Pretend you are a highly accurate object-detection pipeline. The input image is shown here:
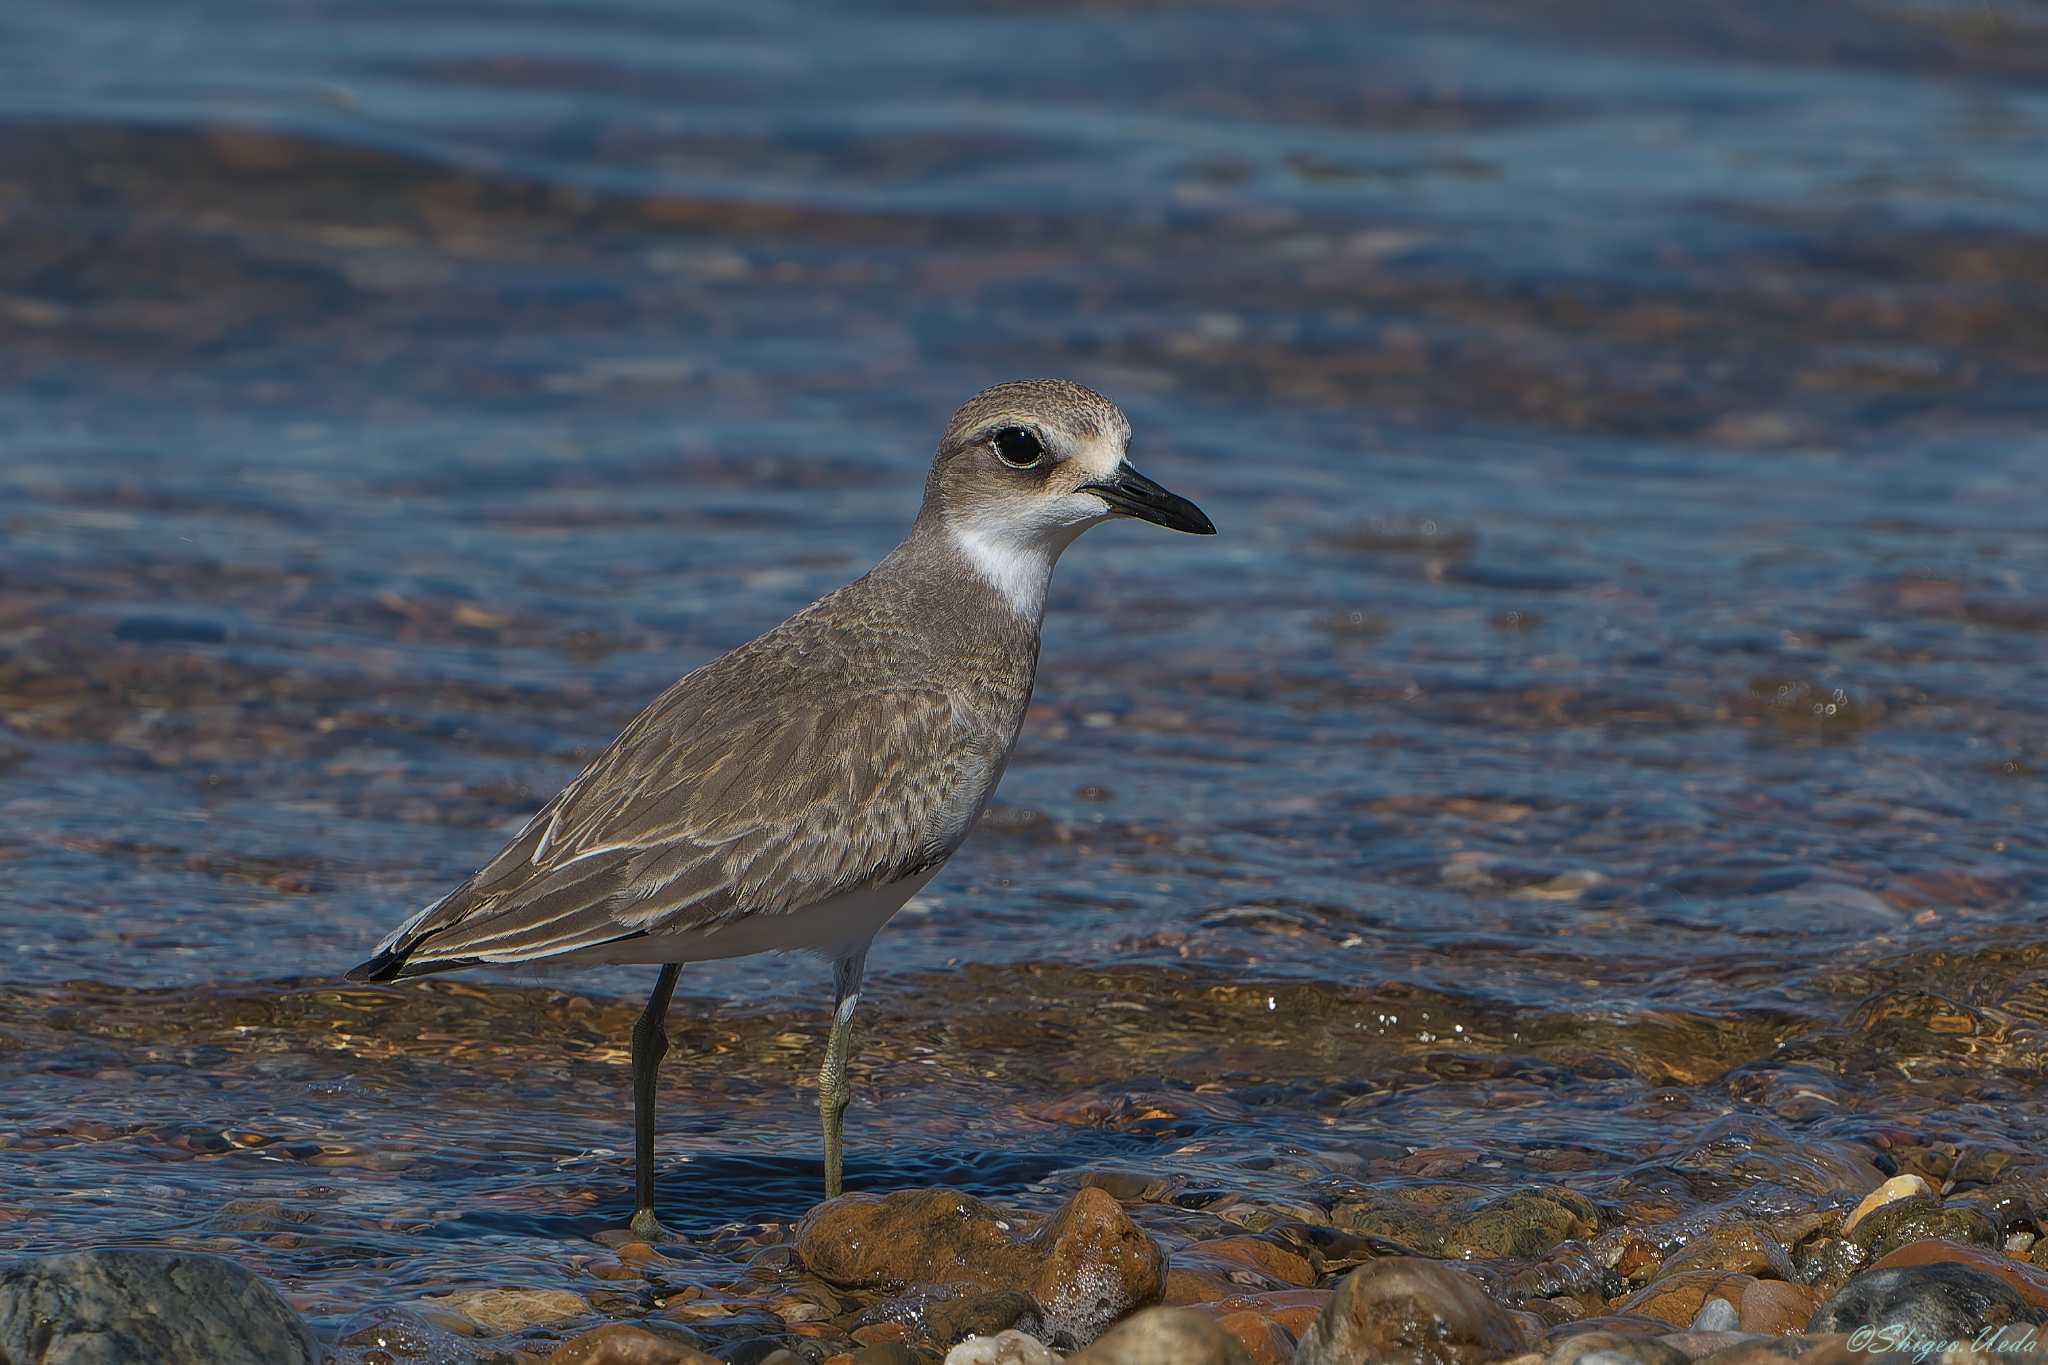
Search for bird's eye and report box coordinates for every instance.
[989,426,1044,469]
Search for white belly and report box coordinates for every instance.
[541,868,940,970]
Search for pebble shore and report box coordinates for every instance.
[11,1170,2048,1364]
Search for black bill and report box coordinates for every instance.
[1081,463,1216,535]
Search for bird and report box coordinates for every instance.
[345,378,1214,1238]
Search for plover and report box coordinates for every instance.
[346,379,1213,1236]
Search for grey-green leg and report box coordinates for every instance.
[819,949,866,1200]
[628,963,681,1240]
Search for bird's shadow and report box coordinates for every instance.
[441,1130,1160,1243]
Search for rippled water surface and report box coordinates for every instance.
[3,0,2047,1350]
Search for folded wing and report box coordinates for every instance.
[347,666,977,980]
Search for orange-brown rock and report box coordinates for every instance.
[1166,1265,1248,1305]
[1615,1235,1664,1284]
[545,1323,720,1365]
[1616,1271,1759,1328]
[1736,1279,1821,1334]
[1868,1239,2048,1313]
[1193,1237,1316,1287]
[796,1187,1165,1345]
[1663,1222,1798,1279]
[1213,1310,1295,1365]
[1068,1306,1253,1364]
[1187,1289,1333,1338]
[1293,1259,1527,1365]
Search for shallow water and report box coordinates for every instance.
[2,0,2047,1350]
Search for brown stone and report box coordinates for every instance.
[1664,1222,1799,1279]
[1294,1258,1527,1365]
[430,1287,590,1336]
[1615,1235,1664,1284]
[796,1187,1164,1345]
[1166,1265,1248,1305]
[1188,1289,1333,1338]
[1615,1271,1759,1328]
[1868,1239,2048,1313]
[1737,1279,1821,1334]
[545,1323,720,1365]
[1443,1188,1601,1261]
[1068,1306,1253,1364]
[1195,1236,1317,1286]
[1213,1310,1294,1365]
[920,1289,1042,1347]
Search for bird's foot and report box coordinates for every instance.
[626,1207,670,1242]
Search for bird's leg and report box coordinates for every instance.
[628,963,681,1241]
[818,948,867,1200]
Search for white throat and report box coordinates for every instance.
[950,521,1063,619]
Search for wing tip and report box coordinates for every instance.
[344,947,410,983]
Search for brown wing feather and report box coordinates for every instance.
[356,647,977,976]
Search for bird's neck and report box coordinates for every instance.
[862,514,1060,656]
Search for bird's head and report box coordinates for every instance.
[919,378,1214,615]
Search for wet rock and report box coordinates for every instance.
[201,1198,322,1237]
[1293,1258,1526,1365]
[1850,1198,1999,1259]
[1168,1264,1255,1305]
[857,1284,1045,1349]
[1192,1236,1318,1287]
[1809,1260,2048,1338]
[1444,1187,1601,1260]
[1616,1271,1758,1328]
[0,1249,318,1365]
[1211,1308,1295,1365]
[798,1188,1164,1346]
[942,1330,1059,1365]
[1691,1298,1740,1332]
[430,1286,592,1335]
[1067,1306,1251,1363]
[1080,1169,1182,1204]
[1736,1279,1822,1334]
[1867,1240,2048,1313]
[1187,1289,1332,1340]
[1844,1175,1933,1236]
[1662,1222,1798,1279]
[329,1306,525,1365]
[1795,1236,1870,1294]
[927,1291,1044,1346]
[1332,1185,1597,1262]
[1543,1331,1690,1365]
[546,1324,721,1364]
